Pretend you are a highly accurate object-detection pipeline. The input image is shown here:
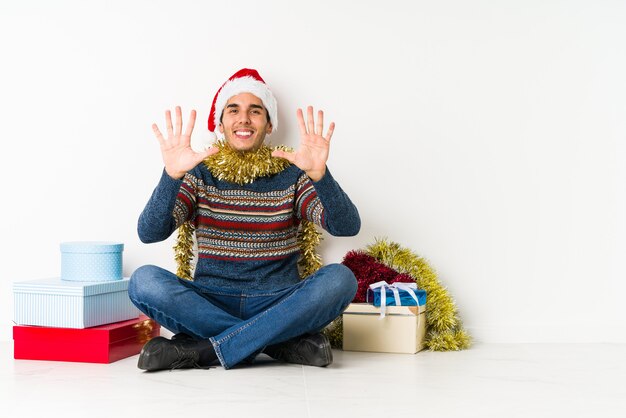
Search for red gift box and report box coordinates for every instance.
[13,315,160,363]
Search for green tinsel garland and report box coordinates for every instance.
[324,238,471,351]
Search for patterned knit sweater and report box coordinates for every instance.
[138,163,360,290]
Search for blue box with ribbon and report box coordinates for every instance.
[366,281,426,308]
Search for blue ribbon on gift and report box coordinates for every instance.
[366,281,427,318]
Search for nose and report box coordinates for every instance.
[237,112,251,125]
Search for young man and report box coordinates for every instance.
[130,68,360,371]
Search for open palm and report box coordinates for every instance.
[152,106,218,179]
[272,106,335,182]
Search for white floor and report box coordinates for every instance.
[2,341,625,418]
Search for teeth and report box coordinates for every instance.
[236,131,252,137]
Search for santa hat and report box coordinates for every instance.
[208,68,278,140]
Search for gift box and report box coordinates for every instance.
[342,303,427,354]
[13,315,160,363]
[366,286,427,307]
[60,241,124,281]
[13,277,140,328]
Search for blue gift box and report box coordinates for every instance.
[367,286,427,307]
[60,241,123,281]
[13,277,139,328]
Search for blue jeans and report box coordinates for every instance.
[128,263,357,369]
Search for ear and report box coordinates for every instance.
[219,123,224,134]
[266,122,273,135]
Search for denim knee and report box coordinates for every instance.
[128,264,169,306]
[309,263,357,307]
[327,263,357,298]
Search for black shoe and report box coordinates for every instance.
[264,333,333,367]
[137,336,215,371]
[171,332,194,341]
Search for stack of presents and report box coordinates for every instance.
[12,242,427,362]
[12,242,160,364]
[343,281,427,354]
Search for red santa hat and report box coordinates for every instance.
[207,68,278,140]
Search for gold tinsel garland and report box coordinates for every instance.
[204,141,291,185]
[173,221,196,281]
[132,318,158,345]
[324,238,471,351]
[297,220,323,277]
[174,141,322,281]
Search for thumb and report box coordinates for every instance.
[272,149,296,163]
[203,146,220,158]
[195,146,219,163]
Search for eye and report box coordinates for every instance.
[251,109,261,115]
[228,108,238,114]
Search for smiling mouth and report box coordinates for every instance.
[234,130,253,139]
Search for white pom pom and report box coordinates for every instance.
[191,133,216,152]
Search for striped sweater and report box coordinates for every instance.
[137,163,360,290]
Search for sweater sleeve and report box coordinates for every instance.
[294,168,360,236]
[137,169,198,243]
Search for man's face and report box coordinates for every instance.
[219,92,273,152]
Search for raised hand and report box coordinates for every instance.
[271,106,335,181]
[152,106,218,179]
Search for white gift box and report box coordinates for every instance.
[13,277,139,328]
[342,303,427,354]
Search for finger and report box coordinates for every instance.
[306,106,314,134]
[184,109,197,137]
[175,106,183,137]
[165,110,173,138]
[296,108,307,137]
[271,149,296,164]
[316,110,324,136]
[325,122,335,142]
[152,123,165,145]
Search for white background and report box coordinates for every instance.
[1,0,624,343]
